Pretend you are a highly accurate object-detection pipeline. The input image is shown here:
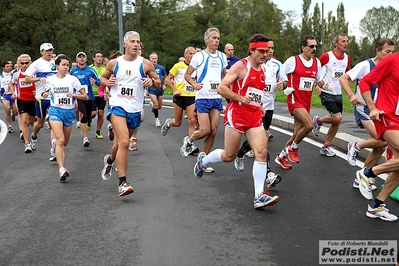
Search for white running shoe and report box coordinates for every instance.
[356,169,373,200]
[266,172,282,188]
[101,154,113,180]
[119,181,134,196]
[76,121,80,129]
[31,135,38,151]
[83,137,90,147]
[49,147,57,161]
[180,136,192,158]
[155,118,161,127]
[245,150,254,158]
[312,115,321,137]
[352,174,377,190]
[161,118,171,136]
[366,204,398,222]
[347,142,360,167]
[204,166,215,173]
[24,143,32,153]
[234,157,245,172]
[59,167,69,182]
[320,146,336,157]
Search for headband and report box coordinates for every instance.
[249,42,268,49]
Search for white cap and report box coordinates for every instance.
[76,52,87,58]
[40,43,54,51]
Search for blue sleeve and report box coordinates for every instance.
[91,68,101,86]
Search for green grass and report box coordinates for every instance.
[275,82,356,113]
[164,87,173,95]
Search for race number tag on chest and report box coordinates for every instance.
[246,87,263,107]
[184,82,195,94]
[332,68,345,80]
[19,78,31,88]
[263,82,275,95]
[208,81,220,94]
[299,77,314,91]
[118,83,137,98]
[55,93,71,107]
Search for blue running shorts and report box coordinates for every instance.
[107,106,142,130]
[48,107,76,127]
[195,98,223,113]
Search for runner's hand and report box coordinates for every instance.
[322,82,334,92]
[284,87,294,96]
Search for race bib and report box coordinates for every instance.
[55,94,72,107]
[19,78,32,88]
[246,87,263,107]
[118,83,137,98]
[184,82,195,93]
[263,82,275,95]
[299,77,314,91]
[332,68,345,81]
[208,81,220,94]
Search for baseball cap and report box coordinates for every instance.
[40,43,54,51]
[76,52,87,58]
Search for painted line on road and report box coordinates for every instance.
[0,119,8,146]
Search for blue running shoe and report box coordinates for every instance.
[254,191,280,209]
[194,152,206,178]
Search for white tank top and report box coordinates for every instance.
[322,51,348,95]
[109,56,145,113]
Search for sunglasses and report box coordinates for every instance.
[255,48,270,55]
[307,45,318,49]
[20,62,30,65]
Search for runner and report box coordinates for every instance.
[42,55,88,181]
[193,33,280,209]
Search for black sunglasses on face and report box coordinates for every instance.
[307,45,318,49]
[20,62,30,65]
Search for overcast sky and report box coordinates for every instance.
[274,0,399,39]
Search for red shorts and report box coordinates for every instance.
[223,102,263,133]
[375,114,399,141]
[287,94,311,115]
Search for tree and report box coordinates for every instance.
[359,6,399,43]
[312,3,322,56]
[301,0,312,36]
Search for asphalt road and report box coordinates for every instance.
[0,104,398,266]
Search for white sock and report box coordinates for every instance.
[291,142,298,149]
[202,149,223,166]
[253,161,267,197]
[279,150,287,158]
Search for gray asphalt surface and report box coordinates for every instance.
[0,102,398,266]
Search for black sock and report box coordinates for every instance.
[119,176,127,185]
[371,198,384,208]
[107,157,114,165]
[96,130,100,135]
[237,140,251,158]
[32,135,37,140]
[267,152,271,172]
[364,168,376,178]
[153,108,159,118]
